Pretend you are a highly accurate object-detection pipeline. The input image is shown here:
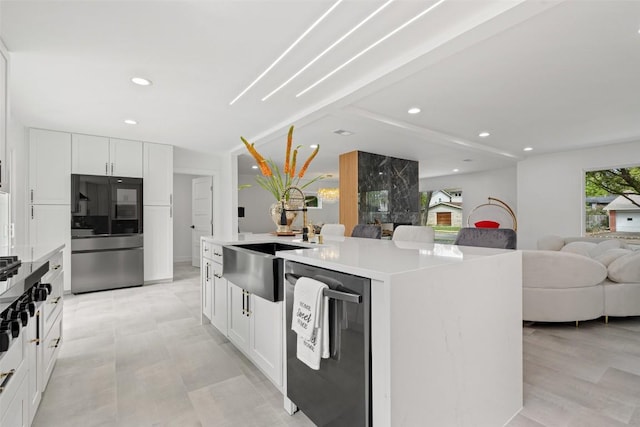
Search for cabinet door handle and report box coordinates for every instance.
[30,189,34,203]
[242,290,246,315]
[111,163,114,175]
[50,297,62,304]
[214,273,222,279]
[105,162,108,175]
[205,263,209,280]
[31,206,34,219]
[0,369,15,393]
[246,292,250,317]
[213,251,222,257]
[30,338,40,344]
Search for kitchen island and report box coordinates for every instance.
[201,234,522,426]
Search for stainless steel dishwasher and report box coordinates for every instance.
[285,261,371,427]
[71,234,143,293]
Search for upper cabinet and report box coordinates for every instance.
[143,143,173,206]
[0,49,7,191]
[72,134,142,177]
[110,138,143,177]
[29,129,71,205]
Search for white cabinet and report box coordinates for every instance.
[227,282,283,388]
[29,205,71,292]
[109,138,143,177]
[201,241,228,334]
[211,263,228,334]
[0,332,28,427]
[29,129,71,205]
[200,239,283,389]
[143,143,173,206]
[227,281,250,353]
[25,308,41,426]
[202,258,213,321]
[144,205,173,282]
[0,49,7,191]
[71,134,109,175]
[72,134,142,177]
[248,295,283,386]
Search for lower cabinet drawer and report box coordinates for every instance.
[0,372,28,427]
[0,334,27,421]
[43,271,63,336]
[42,313,62,391]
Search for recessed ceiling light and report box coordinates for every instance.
[262,0,394,101]
[310,144,318,148]
[333,129,353,136]
[230,0,343,105]
[523,147,533,152]
[252,165,258,169]
[297,0,446,97]
[131,77,152,86]
[408,107,421,114]
[452,168,459,172]
[478,132,490,138]
[124,119,137,125]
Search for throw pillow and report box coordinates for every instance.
[474,220,500,228]
[593,248,632,266]
[560,241,597,258]
[537,235,565,251]
[608,251,640,283]
[589,239,627,258]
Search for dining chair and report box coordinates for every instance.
[392,225,435,243]
[320,223,345,237]
[351,224,382,239]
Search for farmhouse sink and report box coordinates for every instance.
[222,242,307,302]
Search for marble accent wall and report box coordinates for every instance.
[357,151,419,226]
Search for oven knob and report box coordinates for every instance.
[0,320,20,339]
[32,287,47,302]
[19,301,36,317]
[39,283,52,295]
[0,330,9,352]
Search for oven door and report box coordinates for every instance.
[285,261,371,427]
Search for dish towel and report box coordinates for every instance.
[291,277,330,369]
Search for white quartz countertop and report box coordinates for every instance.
[202,234,514,281]
[0,244,65,263]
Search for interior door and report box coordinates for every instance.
[192,176,213,267]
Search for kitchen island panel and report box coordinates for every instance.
[388,251,522,426]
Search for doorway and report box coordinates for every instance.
[173,173,213,268]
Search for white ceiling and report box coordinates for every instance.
[2,0,639,179]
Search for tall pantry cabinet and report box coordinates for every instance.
[28,128,174,289]
[143,143,173,282]
[28,129,72,291]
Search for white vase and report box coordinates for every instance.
[270,201,298,233]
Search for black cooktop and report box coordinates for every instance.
[0,258,50,315]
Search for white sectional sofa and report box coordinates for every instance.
[523,235,640,322]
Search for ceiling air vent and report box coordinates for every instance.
[333,129,353,136]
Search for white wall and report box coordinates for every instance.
[238,175,339,233]
[421,166,517,229]
[172,173,199,262]
[517,140,640,249]
[174,146,221,173]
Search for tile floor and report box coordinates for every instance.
[33,263,313,427]
[34,263,640,426]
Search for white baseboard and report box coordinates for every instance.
[174,256,192,263]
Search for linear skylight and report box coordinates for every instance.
[229,0,343,105]
[296,0,447,97]
[261,0,395,101]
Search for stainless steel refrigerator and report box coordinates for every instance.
[70,174,143,293]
